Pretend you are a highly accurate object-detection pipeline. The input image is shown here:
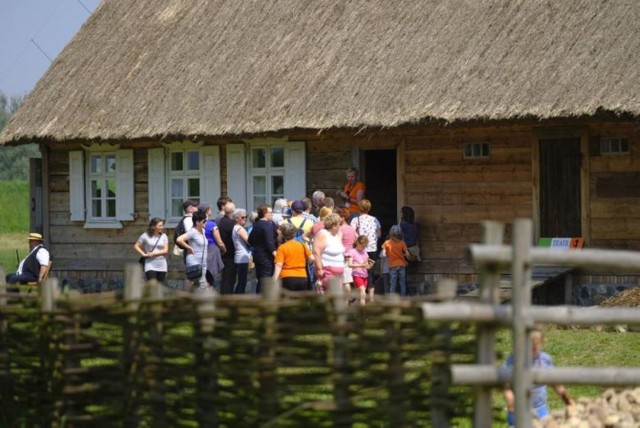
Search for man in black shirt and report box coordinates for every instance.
[217,202,237,294]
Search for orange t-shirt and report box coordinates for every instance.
[343,181,365,214]
[275,240,311,278]
[382,239,408,268]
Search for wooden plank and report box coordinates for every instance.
[406,189,531,206]
[581,130,591,246]
[531,131,541,241]
[591,219,640,240]
[590,198,640,218]
[414,204,532,224]
[405,148,530,166]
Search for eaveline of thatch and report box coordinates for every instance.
[1,0,640,145]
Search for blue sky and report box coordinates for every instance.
[0,0,101,97]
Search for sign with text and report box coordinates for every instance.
[537,237,584,249]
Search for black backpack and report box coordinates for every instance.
[173,215,188,245]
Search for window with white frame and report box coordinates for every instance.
[148,142,221,225]
[69,145,134,228]
[250,145,285,208]
[600,137,629,155]
[88,152,117,219]
[226,139,306,212]
[169,149,201,218]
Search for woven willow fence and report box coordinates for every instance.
[0,264,478,427]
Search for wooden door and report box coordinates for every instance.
[539,138,581,237]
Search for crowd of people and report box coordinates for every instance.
[132,167,420,301]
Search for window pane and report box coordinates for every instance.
[171,179,183,198]
[187,151,199,170]
[253,176,266,194]
[252,148,266,168]
[91,155,102,174]
[187,178,200,199]
[107,180,117,198]
[171,199,182,217]
[254,196,265,210]
[271,147,284,167]
[271,176,284,195]
[171,152,183,171]
[92,199,102,217]
[106,154,116,173]
[91,180,102,197]
[106,199,116,217]
[621,139,629,152]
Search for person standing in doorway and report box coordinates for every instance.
[336,167,365,219]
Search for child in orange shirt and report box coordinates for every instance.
[381,225,410,296]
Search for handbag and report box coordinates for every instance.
[185,264,203,280]
[139,235,161,266]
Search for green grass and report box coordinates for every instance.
[0,180,29,233]
[0,180,29,274]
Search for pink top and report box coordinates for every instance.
[347,248,369,278]
[340,224,357,252]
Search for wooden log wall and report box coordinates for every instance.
[587,122,640,252]
[45,119,640,281]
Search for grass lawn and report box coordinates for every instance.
[0,180,29,274]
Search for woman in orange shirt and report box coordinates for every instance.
[273,222,314,291]
[336,167,365,218]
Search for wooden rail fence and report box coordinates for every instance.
[421,219,640,428]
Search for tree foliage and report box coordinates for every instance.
[0,91,40,180]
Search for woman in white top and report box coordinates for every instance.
[313,213,345,292]
[134,217,169,282]
[176,211,208,290]
[232,208,251,294]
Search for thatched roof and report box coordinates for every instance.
[2,0,640,144]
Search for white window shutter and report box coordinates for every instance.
[284,141,306,200]
[200,145,221,206]
[69,150,85,221]
[148,148,166,220]
[115,149,135,221]
[226,144,247,210]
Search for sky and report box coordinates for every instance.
[0,0,101,97]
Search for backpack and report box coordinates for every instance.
[173,215,188,245]
[287,218,307,242]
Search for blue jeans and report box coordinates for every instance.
[389,266,406,296]
[235,263,248,294]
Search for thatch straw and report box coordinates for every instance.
[2,0,639,145]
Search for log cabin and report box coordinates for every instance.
[1,0,639,295]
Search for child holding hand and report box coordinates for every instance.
[380,225,410,296]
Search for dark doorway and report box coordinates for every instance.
[364,150,397,247]
[539,138,581,237]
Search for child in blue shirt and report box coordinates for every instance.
[503,328,573,426]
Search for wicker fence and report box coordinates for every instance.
[0,264,478,427]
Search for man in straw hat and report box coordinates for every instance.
[5,232,51,284]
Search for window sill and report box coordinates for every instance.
[83,221,124,229]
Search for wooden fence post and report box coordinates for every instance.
[474,221,504,426]
[386,292,407,427]
[147,280,169,427]
[259,277,281,426]
[512,219,534,428]
[329,276,352,427]
[195,286,218,427]
[0,265,14,423]
[430,278,457,428]
[123,263,144,427]
[40,277,58,428]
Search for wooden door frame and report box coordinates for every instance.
[531,126,590,245]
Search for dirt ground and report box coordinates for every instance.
[599,286,640,308]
